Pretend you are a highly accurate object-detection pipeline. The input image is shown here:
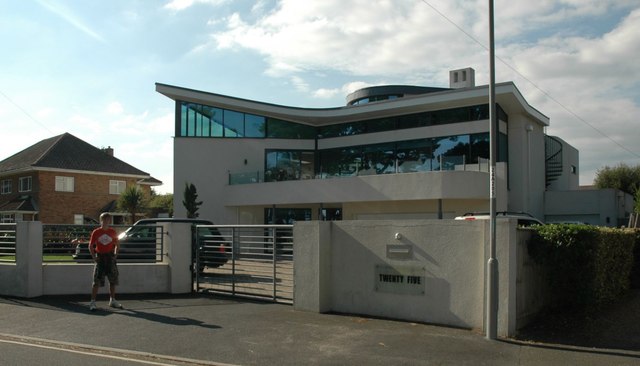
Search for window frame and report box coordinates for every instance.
[18,176,32,192]
[55,176,75,192]
[0,179,11,194]
[109,180,126,195]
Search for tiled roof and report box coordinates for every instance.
[0,195,38,212]
[0,133,150,176]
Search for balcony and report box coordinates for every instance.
[224,157,496,207]
[229,156,489,185]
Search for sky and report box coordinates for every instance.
[1,0,639,194]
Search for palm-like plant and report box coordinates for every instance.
[118,185,145,224]
[183,182,202,218]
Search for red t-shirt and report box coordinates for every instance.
[90,227,119,254]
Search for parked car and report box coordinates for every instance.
[73,218,229,269]
[454,211,544,227]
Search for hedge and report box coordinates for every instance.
[529,224,636,312]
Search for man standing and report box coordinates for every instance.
[89,212,123,311]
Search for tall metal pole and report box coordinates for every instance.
[486,0,498,340]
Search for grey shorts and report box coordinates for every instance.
[92,253,119,287]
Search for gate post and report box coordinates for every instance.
[165,222,192,294]
[293,221,332,312]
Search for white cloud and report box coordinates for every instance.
[197,0,640,185]
[164,0,229,11]
[289,76,309,93]
[106,102,124,115]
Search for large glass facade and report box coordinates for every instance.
[318,104,490,138]
[180,102,266,138]
[317,132,505,178]
[179,99,510,184]
[177,101,504,140]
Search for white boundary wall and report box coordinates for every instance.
[0,222,193,298]
[294,219,540,337]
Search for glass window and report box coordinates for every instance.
[396,139,435,172]
[470,133,490,163]
[267,118,316,139]
[224,110,244,137]
[265,150,315,182]
[109,180,126,195]
[498,132,508,163]
[18,176,32,192]
[210,107,223,137]
[180,104,188,137]
[176,102,501,141]
[397,113,425,129]
[1,179,12,194]
[55,176,74,192]
[367,117,396,133]
[361,143,396,175]
[187,105,196,136]
[245,114,266,138]
[264,208,312,224]
[433,135,470,170]
[318,148,343,178]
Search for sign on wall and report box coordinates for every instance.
[374,265,425,296]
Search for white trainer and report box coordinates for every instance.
[109,299,123,309]
[89,301,97,312]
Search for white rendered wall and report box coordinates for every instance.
[294,219,523,337]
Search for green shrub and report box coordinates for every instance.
[529,224,635,312]
[631,229,640,289]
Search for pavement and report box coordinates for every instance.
[0,293,639,366]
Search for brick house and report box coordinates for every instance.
[0,133,162,224]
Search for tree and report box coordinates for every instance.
[117,185,146,224]
[594,163,640,195]
[183,182,202,218]
[147,192,173,218]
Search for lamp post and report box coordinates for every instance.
[486,0,498,340]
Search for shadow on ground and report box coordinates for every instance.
[515,289,640,352]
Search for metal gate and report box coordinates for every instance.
[194,225,294,304]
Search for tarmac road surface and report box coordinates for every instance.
[1,294,639,366]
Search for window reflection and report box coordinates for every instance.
[265,150,315,182]
[179,102,499,141]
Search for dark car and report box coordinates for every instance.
[73,218,229,269]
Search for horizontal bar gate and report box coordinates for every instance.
[195,225,294,304]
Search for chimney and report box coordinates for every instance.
[449,67,475,89]
[103,146,114,156]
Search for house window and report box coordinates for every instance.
[571,165,577,174]
[55,176,74,192]
[109,180,126,194]
[19,176,32,192]
[1,179,11,194]
[1,213,15,223]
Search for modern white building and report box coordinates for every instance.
[157,68,627,226]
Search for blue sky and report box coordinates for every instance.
[1,0,639,194]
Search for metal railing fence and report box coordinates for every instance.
[195,225,294,304]
[42,224,163,263]
[0,223,17,262]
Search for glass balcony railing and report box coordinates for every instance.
[228,155,490,185]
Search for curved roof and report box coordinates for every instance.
[156,82,549,127]
[345,85,450,105]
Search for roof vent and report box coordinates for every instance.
[103,146,114,156]
[449,68,475,89]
